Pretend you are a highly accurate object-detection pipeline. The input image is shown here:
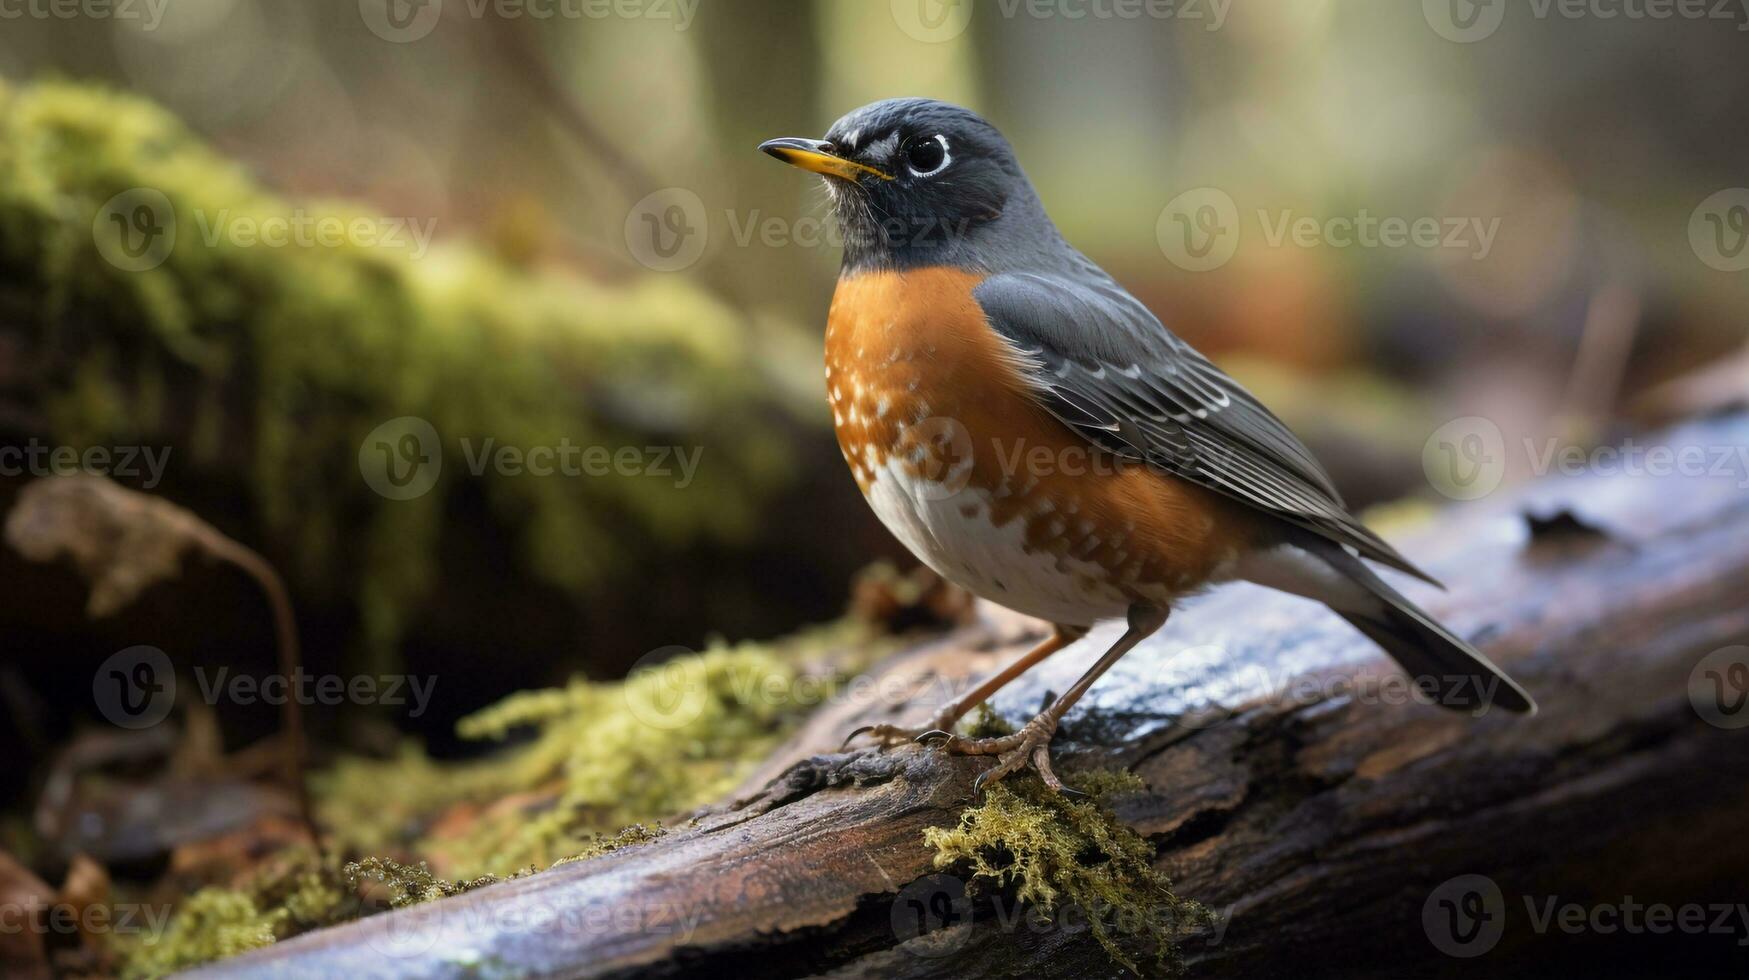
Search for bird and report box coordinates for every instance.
[759,98,1534,796]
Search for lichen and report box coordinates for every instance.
[923,770,1213,976]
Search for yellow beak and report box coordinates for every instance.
[758,137,893,181]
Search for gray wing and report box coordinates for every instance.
[973,269,1438,586]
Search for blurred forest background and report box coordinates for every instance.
[0,5,1746,960]
[5,0,1748,759]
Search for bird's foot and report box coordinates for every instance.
[916,714,1084,799]
[840,713,960,751]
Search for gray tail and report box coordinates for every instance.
[1311,540,1536,715]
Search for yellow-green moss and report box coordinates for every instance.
[342,857,519,909]
[318,619,887,879]
[0,78,811,665]
[122,888,283,979]
[923,770,1213,976]
[121,850,355,979]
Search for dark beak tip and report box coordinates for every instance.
[759,136,829,159]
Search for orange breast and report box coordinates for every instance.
[825,266,1255,619]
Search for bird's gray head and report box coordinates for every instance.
[760,98,1057,273]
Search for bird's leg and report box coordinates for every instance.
[920,604,1169,796]
[842,625,1083,749]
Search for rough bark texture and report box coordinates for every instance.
[208,415,1749,978]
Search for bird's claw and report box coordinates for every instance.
[911,715,1085,799]
[841,721,953,751]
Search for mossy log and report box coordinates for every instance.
[205,414,1749,978]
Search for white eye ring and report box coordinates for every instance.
[905,134,951,178]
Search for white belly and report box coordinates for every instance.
[861,457,1131,627]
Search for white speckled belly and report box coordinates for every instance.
[860,449,1133,627]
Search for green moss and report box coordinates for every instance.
[342,857,519,909]
[122,888,283,979]
[0,78,811,665]
[923,770,1213,976]
[318,619,888,879]
[118,849,359,977]
[552,823,667,866]
[962,702,1016,739]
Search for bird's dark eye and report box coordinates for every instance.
[904,134,950,177]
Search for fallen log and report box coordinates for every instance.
[209,414,1749,978]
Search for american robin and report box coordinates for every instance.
[760,98,1533,796]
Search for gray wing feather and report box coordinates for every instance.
[973,269,1438,586]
